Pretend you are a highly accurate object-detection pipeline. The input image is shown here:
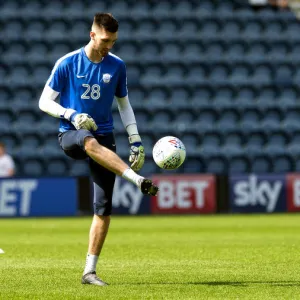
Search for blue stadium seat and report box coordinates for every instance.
[277,87,298,106]
[130,1,152,17]
[230,64,251,84]
[178,21,199,39]
[225,42,246,60]
[196,109,219,132]
[228,156,250,174]
[8,64,31,85]
[243,22,264,39]
[1,134,19,152]
[48,43,71,62]
[186,64,207,83]
[235,87,256,107]
[126,64,140,86]
[268,43,288,60]
[42,2,65,17]
[156,20,178,39]
[47,20,68,40]
[274,64,294,87]
[172,1,194,16]
[151,110,173,133]
[25,21,46,41]
[147,88,169,109]
[282,109,300,131]
[251,64,273,85]
[138,42,160,63]
[181,134,199,156]
[64,0,86,17]
[256,87,278,107]
[200,20,220,38]
[140,65,163,86]
[169,87,191,109]
[160,43,182,62]
[271,155,293,173]
[2,20,24,41]
[205,155,228,174]
[182,157,205,173]
[38,116,60,135]
[40,133,63,157]
[46,157,69,176]
[151,1,173,17]
[246,42,268,61]
[201,132,222,156]
[173,110,195,133]
[22,158,44,177]
[114,134,130,157]
[205,42,225,59]
[162,65,186,85]
[221,21,241,38]
[246,131,267,156]
[135,20,157,40]
[27,42,49,63]
[69,160,89,176]
[250,155,272,173]
[213,87,234,107]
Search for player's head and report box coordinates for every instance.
[90,13,118,57]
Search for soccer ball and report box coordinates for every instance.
[152,136,186,169]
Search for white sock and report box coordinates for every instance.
[122,168,144,188]
[83,253,99,275]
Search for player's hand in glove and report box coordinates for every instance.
[129,134,145,172]
[64,109,98,131]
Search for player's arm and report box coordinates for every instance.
[115,61,145,171]
[38,61,97,131]
[116,95,145,171]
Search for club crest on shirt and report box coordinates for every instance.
[103,73,111,83]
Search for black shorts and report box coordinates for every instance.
[58,129,117,216]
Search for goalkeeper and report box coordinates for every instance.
[39,12,158,286]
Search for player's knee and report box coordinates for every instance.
[83,135,98,152]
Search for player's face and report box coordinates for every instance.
[91,26,118,57]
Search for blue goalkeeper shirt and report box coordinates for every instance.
[46,47,128,134]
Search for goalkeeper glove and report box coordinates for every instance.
[129,134,145,172]
[64,109,98,131]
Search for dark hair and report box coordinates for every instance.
[93,13,118,33]
[0,142,5,148]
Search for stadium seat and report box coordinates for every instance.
[250,155,272,173]
[205,155,228,174]
[69,160,90,176]
[22,158,44,177]
[271,155,293,173]
[245,131,267,156]
[182,157,205,173]
[46,157,69,176]
[228,156,250,174]
[178,21,199,39]
[196,109,219,132]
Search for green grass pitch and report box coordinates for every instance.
[1,214,300,299]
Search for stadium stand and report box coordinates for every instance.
[1,0,300,176]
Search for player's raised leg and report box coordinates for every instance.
[84,136,158,195]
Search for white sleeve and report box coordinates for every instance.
[116,95,139,136]
[39,85,68,118]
